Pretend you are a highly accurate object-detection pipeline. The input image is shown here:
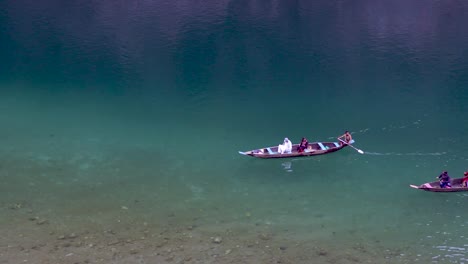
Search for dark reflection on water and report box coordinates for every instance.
[1,0,468,93]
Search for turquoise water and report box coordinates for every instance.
[2,0,468,263]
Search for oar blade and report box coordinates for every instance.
[358,149,364,154]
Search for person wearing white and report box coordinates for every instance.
[278,137,292,154]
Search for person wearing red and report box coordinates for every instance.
[462,171,468,187]
[297,137,309,153]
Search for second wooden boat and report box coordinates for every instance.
[410,177,468,192]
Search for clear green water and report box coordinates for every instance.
[1,0,468,262]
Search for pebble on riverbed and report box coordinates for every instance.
[211,237,222,244]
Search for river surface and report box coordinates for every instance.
[1,0,468,263]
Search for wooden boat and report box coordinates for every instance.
[238,140,352,159]
[410,177,468,192]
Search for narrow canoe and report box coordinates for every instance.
[410,177,468,192]
[238,141,349,159]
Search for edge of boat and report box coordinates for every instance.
[410,177,468,192]
[238,140,350,159]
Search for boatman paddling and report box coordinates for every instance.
[337,131,353,146]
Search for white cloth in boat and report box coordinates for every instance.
[278,138,292,154]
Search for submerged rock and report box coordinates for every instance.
[212,237,222,244]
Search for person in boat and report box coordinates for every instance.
[297,137,309,153]
[438,171,451,188]
[462,171,468,187]
[278,137,292,154]
[338,131,353,146]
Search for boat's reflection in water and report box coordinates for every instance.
[281,161,292,172]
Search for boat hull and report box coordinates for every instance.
[239,141,347,159]
[410,178,468,192]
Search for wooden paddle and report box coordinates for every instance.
[338,138,364,154]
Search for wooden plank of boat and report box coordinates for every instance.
[410,177,468,192]
[238,141,347,159]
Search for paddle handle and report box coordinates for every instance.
[338,138,364,154]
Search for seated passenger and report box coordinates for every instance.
[462,171,468,187]
[297,137,309,153]
[278,137,292,154]
[338,131,353,146]
[438,171,451,188]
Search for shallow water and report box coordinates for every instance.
[2,0,468,263]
